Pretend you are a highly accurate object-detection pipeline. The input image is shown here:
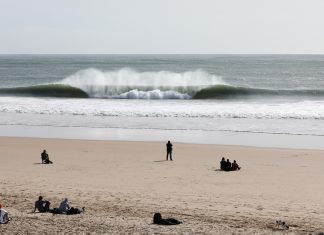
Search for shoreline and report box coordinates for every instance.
[1,124,324,150]
[1,137,324,234]
[1,135,324,153]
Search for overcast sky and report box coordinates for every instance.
[1,0,324,54]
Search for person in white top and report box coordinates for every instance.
[0,204,9,224]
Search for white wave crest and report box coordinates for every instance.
[115,89,190,99]
[60,68,225,99]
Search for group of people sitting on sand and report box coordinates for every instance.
[1,141,243,228]
[220,157,241,171]
[33,196,85,215]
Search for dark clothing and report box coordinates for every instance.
[154,218,182,225]
[41,151,53,164]
[231,162,240,171]
[50,207,84,215]
[67,207,84,215]
[41,152,47,163]
[50,208,62,214]
[44,159,53,164]
[166,142,173,161]
[220,159,226,170]
[225,160,231,171]
[220,158,241,171]
[166,142,172,152]
[35,200,50,213]
[220,160,232,171]
[166,151,172,161]
[153,213,181,225]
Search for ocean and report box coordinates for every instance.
[1,54,324,149]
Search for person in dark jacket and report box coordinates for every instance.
[231,160,241,171]
[41,150,53,164]
[33,196,51,213]
[166,141,173,161]
[225,159,232,171]
[220,157,226,170]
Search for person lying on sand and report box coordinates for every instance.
[153,213,182,225]
[33,196,51,213]
[41,150,53,164]
[0,204,10,224]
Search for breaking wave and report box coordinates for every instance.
[2,68,324,100]
[59,68,223,99]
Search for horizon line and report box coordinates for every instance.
[1,53,324,56]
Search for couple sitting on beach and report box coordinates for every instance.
[220,157,240,171]
[33,196,84,215]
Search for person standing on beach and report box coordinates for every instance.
[166,141,173,161]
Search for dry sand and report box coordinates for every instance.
[0,137,324,234]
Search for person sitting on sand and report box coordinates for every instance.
[231,160,241,171]
[220,157,226,170]
[166,140,173,161]
[58,198,70,213]
[41,150,53,164]
[153,213,182,225]
[33,196,51,213]
[55,198,84,215]
[0,204,10,224]
[224,158,232,171]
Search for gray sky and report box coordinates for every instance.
[1,0,324,54]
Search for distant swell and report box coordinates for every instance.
[0,85,89,98]
[193,85,324,99]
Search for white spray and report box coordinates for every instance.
[60,68,225,99]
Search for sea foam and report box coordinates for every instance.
[60,68,224,99]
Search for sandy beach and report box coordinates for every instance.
[0,137,323,234]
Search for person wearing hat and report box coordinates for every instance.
[0,204,9,224]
